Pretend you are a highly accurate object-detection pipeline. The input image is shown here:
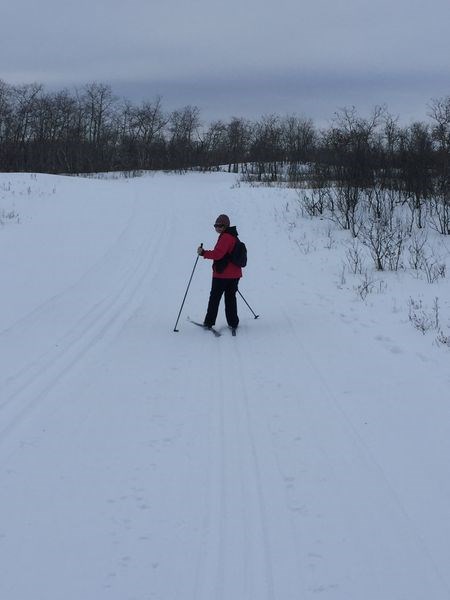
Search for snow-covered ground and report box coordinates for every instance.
[1,171,450,600]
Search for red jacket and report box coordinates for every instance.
[202,231,242,279]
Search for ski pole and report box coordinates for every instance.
[173,244,202,332]
[238,290,259,319]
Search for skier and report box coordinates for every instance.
[197,214,242,330]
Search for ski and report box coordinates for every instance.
[231,327,237,336]
[188,318,222,337]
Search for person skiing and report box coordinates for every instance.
[197,214,242,330]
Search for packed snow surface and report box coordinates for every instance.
[1,171,450,599]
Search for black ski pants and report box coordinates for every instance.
[204,278,239,328]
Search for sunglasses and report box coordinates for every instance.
[214,223,226,228]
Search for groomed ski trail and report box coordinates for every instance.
[1,172,450,600]
[0,189,171,447]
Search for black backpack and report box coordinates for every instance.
[229,238,247,267]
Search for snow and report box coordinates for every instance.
[1,170,450,599]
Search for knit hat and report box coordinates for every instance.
[215,214,230,227]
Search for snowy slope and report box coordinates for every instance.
[1,171,450,600]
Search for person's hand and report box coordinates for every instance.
[197,245,204,255]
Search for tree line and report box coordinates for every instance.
[0,80,448,201]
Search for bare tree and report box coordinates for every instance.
[428,96,450,151]
[325,105,386,187]
[249,114,283,182]
[199,120,228,170]
[226,117,252,173]
[80,82,117,146]
[127,97,168,169]
[428,97,450,235]
[168,105,201,169]
[281,115,316,183]
[398,122,434,229]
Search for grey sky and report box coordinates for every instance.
[2,0,449,124]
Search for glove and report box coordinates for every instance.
[197,245,204,256]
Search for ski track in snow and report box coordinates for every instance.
[0,192,170,446]
[194,338,279,600]
[1,172,450,600]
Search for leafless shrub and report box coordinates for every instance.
[0,208,20,225]
[294,237,315,255]
[297,188,330,217]
[359,219,406,271]
[324,227,336,249]
[422,253,446,283]
[408,296,440,334]
[355,271,387,300]
[407,231,447,282]
[428,185,450,235]
[345,238,366,274]
[435,329,450,348]
[339,264,347,286]
[329,186,365,236]
[408,230,428,271]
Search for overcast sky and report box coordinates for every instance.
[2,0,449,125]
